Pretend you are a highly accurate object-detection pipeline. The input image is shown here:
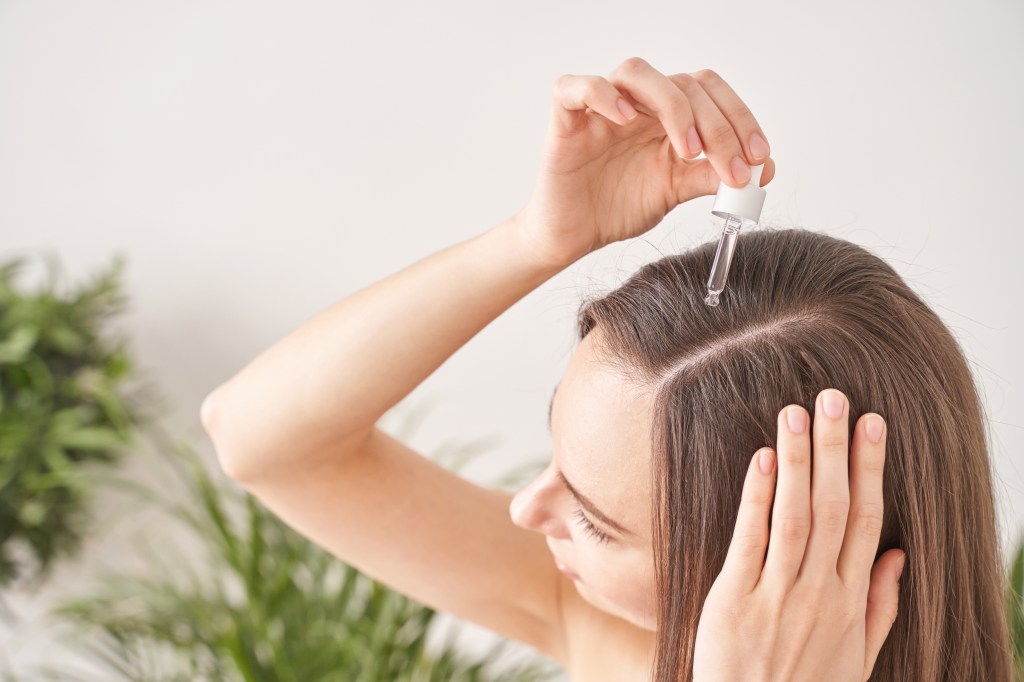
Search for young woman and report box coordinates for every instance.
[201,58,1014,680]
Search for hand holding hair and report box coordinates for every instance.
[692,388,904,681]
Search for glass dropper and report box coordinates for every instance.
[703,162,767,307]
[704,214,745,306]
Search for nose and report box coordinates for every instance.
[509,464,570,539]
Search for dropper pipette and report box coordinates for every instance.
[703,163,767,307]
[704,214,744,306]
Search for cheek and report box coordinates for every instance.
[575,549,657,626]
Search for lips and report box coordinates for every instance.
[552,554,582,581]
[547,540,582,581]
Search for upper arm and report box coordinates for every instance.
[216,425,570,666]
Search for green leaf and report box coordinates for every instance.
[40,443,72,475]
[0,325,39,363]
[55,426,128,451]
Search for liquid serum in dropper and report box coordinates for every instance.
[704,162,767,306]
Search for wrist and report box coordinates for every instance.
[495,208,589,274]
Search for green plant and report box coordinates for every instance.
[0,251,159,590]
[25,407,562,682]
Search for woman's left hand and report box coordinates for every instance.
[692,388,905,681]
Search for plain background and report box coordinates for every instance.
[2,0,1022,678]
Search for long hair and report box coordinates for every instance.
[573,228,1013,680]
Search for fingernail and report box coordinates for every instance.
[895,553,906,581]
[822,389,846,419]
[617,98,638,120]
[687,126,702,155]
[730,155,751,185]
[865,414,885,443]
[786,406,807,433]
[759,448,775,475]
[749,132,769,160]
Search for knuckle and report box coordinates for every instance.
[705,120,735,147]
[617,56,650,75]
[552,73,572,92]
[778,513,811,542]
[818,431,848,450]
[734,530,768,561]
[668,72,697,92]
[742,486,773,507]
[855,503,885,537]
[780,446,809,467]
[693,68,722,84]
[580,75,603,99]
[814,498,849,529]
[722,101,754,123]
[664,94,690,119]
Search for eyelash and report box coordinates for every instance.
[572,504,612,545]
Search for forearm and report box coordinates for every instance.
[203,211,570,478]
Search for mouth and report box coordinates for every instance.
[552,554,582,581]
[546,539,583,581]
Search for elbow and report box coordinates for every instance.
[200,390,220,433]
[200,390,248,481]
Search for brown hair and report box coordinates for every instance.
[573,228,1013,680]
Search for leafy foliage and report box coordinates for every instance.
[0,251,159,589]
[0,250,562,680]
[34,427,562,682]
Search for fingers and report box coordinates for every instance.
[837,411,888,591]
[862,549,905,678]
[761,404,812,592]
[607,58,770,186]
[718,447,777,594]
[606,57,703,160]
[669,68,769,188]
[687,69,771,168]
[799,389,851,584]
[550,73,643,133]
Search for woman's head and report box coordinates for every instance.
[510,228,1013,680]
[509,323,660,629]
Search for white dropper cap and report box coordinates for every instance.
[711,163,766,225]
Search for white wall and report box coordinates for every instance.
[2,0,1022,678]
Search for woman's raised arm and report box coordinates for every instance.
[202,212,564,481]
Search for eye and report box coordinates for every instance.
[572,503,612,545]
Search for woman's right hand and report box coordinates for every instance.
[515,58,776,269]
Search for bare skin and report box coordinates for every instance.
[202,58,902,680]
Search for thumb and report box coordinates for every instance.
[862,549,905,679]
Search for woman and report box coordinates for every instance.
[201,58,1014,680]
[512,227,1013,680]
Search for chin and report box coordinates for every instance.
[586,591,657,632]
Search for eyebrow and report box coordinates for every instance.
[546,380,635,538]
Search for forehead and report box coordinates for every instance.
[551,331,653,537]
